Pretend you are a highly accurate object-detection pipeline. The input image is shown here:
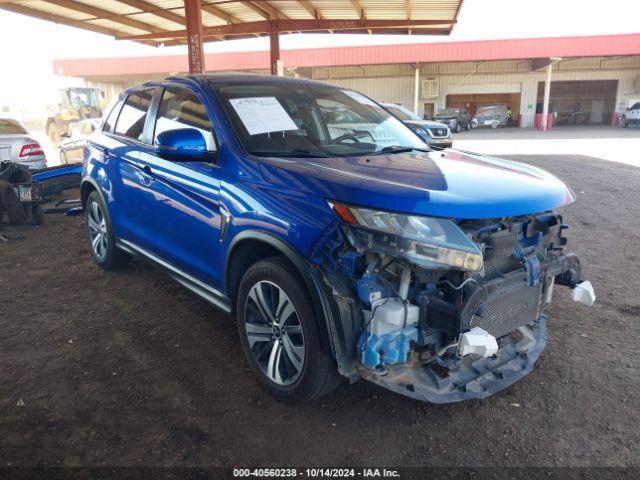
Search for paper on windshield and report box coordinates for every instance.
[229,96,298,135]
[341,90,377,107]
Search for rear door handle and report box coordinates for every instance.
[136,163,155,183]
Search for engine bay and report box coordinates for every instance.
[310,210,593,402]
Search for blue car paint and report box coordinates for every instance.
[32,164,82,182]
[259,148,575,220]
[84,74,574,295]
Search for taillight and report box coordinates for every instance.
[19,143,43,157]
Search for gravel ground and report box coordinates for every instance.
[0,155,638,469]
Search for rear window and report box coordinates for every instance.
[114,89,154,141]
[0,119,27,135]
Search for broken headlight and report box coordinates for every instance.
[330,202,483,271]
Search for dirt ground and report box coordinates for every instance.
[0,155,639,469]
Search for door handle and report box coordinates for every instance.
[137,163,155,183]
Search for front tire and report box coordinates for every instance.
[85,191,130,270]
[236,257,341,402]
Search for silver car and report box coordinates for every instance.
[0,118,47,170]
[381,103,453,149]
[58,118,100,164]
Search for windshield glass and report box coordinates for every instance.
[0,119,27,135]
[384,104,421,121]
[211,81,426,157]
[439,108,460,116]
[67,88,99,108]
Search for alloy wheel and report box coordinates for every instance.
[244,280,305,385]
[87,200,108,260]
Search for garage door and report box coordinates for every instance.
[446,93,522,117]
[536,80,618,125]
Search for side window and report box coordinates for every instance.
[632,103,640,110]
[102,100,122,133]
[114,89,154,141]
[154,87,217,151]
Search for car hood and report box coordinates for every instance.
[258,150,574,219]
[404,120,449,129]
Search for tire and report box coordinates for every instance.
[48,123,61,146]
[32,205,45,225]
[465,121,471,131]
[236,257,341,402]
[454,123,461,133]
[491,120,499,129]
[59,150,67,165]
[85,191,130,270]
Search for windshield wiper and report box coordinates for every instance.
[379,146,431,154]
[251,148,338,158]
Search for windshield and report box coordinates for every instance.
[211,81,426,157]
[438,108,460,116]
[67,88,99,108]
[384,104,421,121]
[477,105,505,114]
[0,119,27,135]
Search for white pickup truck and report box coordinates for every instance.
[624,100,640,127]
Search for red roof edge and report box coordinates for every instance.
[53,33,640,78]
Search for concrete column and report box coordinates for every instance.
[413,64,420,115]
[541,63,552,131]
[184,0,205,74]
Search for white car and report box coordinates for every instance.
[624,101,640,128]
[0,118,47,170]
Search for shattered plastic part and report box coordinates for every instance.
[359,316,548,403]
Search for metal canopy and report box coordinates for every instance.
[0,0,464,46]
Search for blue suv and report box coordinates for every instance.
[82,75,594,403]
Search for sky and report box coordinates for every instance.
[1,0,639,112]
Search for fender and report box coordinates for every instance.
[80,176,103,207]
[226,230,344,365]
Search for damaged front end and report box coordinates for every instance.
[309,203,595,403]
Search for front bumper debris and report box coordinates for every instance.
[358,315,548,403]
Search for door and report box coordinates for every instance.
[128,85,224,288]
[103,88,157,242]
[590,100,604,124]
[423,103,434,120]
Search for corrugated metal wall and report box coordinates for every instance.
[313,57,640,127]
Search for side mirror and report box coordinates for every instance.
[155,128,208,162]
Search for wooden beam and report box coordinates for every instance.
[350,0,364,20]
[270,31,280,75]
[297,0,317,19]
[405,0,411,20]
[0,2,137,40]
[119,18,455,40]
[42,0,168,33]
[201,2,240,24]
[116,0,186,26]
[242,1,287,20]
[184,0,205,74]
